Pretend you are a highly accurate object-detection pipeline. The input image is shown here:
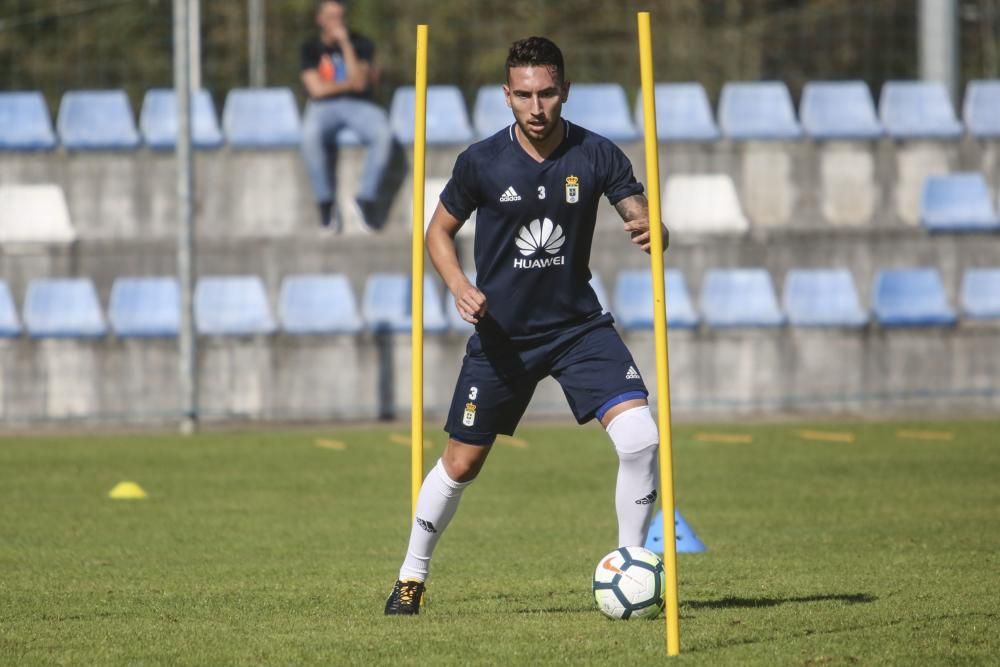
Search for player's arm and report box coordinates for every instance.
[426,203,487,324]
[614,194,669,254]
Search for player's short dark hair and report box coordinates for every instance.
[505,36,565,84]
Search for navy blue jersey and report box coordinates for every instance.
[440,120,643,342]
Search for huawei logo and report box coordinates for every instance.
[515,218,565,256]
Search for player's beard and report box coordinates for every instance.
[518,106,562,143]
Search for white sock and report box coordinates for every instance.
[605,406,660,547]
[615,443,659,546]
[398,458,472,582]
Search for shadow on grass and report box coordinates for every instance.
[513,604,596,614]
[685,593,877,610]
[451,591,596,615]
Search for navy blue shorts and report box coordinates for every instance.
[444,314,649,445]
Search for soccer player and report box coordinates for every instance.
[384,36,668,615]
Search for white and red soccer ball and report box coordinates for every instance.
[592,546,665,620]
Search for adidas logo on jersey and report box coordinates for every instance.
[500,186,522,202]
[625,366,641,380]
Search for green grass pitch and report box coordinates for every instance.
[1,419,998,665]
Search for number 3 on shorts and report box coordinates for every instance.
[468,386,478,400]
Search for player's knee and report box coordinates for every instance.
[442,439,491,483]
[605,405,658,460]
[441,456,483,483]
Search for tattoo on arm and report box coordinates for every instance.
[614,194,648,222]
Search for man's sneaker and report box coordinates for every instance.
[355,197,380,233]
[317,201,344,233]
[384,578,425,615]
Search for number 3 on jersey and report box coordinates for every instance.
[537,186,546,200]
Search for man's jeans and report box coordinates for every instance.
[301,97,393,205]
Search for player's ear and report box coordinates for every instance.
[502,84,512,108]
[561,80,571,103]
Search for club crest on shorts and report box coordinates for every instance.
[565,175,579,204]
[463,402,477,426]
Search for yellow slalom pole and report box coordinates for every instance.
[410,24,429,518]
[637,11,680,657]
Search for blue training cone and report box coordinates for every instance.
[644,510,707,553]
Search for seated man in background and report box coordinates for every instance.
[300,0,392,231]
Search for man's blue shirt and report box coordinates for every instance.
[440,120,643,342]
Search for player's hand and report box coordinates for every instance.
[624,219,669,254]
[454,285,487,324]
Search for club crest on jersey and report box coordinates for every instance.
[565,175,580,204]
[462,402,477,426]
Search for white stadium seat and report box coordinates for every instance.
[662,174,749,234]
[0,184,77,244]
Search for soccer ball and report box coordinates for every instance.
[592,546,665,620]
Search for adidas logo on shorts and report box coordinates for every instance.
[625,365,641,380]
[499,186,522,202]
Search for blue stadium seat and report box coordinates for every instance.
[872,268,957,326]
[921,172,1000,232]
[960,268,1000,319]
[57,90,141,150]
[782,269,867,327]
[23,278,107,338]
[613,269,699,330]
[195,276,276,335]
[879,81,963,139]
[446,272,476,333]
[140,89,224,150]
[800,81,883,140]
[362,273,447,333]
[562,84,638,141]
[0,91,57,150]
[699,269,785,328]
[390,85,474,145]
[634,83,720,142]
[472,86,510,139]
[718,82,802,140]
[0,281,21,337]
[109,277,179,337]
[963,80,1000,138]
[421,276,446,334]
[278,274,363,334]
[446,301,473,333]
[590,273,610,314]
[222,88,301,147]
